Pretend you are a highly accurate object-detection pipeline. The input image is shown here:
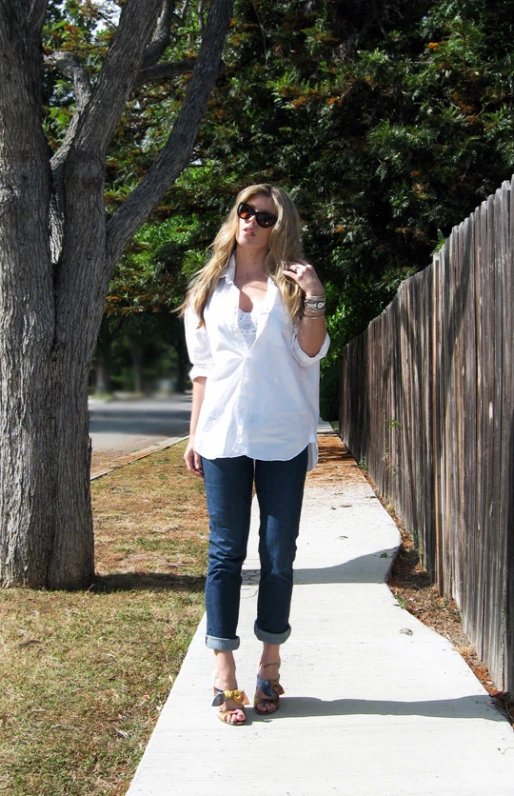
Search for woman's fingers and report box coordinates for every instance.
[184,444,203,477]
[193,451,203,477]
[284,261,324,296]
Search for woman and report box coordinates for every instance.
[183,184,329,725]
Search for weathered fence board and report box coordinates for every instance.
[339,175,514,692]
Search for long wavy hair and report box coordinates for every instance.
[182,184,304,325]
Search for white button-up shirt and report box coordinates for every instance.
[184,257,330,470]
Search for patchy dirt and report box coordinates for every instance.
[312,432,514,727]
[308,433,363,484]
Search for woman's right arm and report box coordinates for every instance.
[184,376,206,477]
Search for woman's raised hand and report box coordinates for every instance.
[283,260,325,297]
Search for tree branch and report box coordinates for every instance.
[71,0,162,157]
[134,57,196,88]
[44,51,91,109]
[198,0,206,35]
[142,0,176,68]
[52,0,161,267]
[105,0,235,266]
[45,52,93,262]
[43,51,91,263]
[83,0,117,28]
[178,0,191,25]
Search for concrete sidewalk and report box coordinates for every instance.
[127,429,514,796]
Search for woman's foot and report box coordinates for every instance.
[254,659,284,715]
[213,651,248,725]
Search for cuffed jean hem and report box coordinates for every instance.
[254,620,291,645]
[205,634,240,651]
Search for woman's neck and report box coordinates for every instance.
[234,248,267,279]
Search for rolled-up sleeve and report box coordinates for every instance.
[184,305,214,380]
[291,327,330,367]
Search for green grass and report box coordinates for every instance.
[0,442,208,796]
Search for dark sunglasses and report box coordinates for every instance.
[237,202,278,228]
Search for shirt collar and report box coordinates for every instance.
[220,254,236,285]
[220,253,277,288]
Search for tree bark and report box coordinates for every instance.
[0,5,56,587]
[0,0,234,588]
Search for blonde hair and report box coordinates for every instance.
[182,184,304,325]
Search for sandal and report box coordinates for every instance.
[254,662,284,715]
[212,687,249,725]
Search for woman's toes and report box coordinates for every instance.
[224,707,244,724]
[256,703,276,715]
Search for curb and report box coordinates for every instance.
[90,436,189,481]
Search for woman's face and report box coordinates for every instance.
[235,194,277,253]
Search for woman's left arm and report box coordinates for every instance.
[283,260,327,357]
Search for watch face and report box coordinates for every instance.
[315,301,325,310]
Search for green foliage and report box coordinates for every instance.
[160,0,514,328]
[54,0,514,405]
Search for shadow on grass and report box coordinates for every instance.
[92,572,205,593]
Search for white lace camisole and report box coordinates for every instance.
[238,306,261,347]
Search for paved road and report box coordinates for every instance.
[88,395,191,454]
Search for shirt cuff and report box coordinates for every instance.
[189,364,213,381]
[292,330,330,367]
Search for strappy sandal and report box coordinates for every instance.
[254,662,284,715]
[212,687,249,725]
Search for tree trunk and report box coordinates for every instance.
[48,355,94,589]
[0,26,106,585]
[45,145,112,588]
[0,0,234,588]
[0,7,56,587]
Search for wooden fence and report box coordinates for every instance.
[339,177,514,693]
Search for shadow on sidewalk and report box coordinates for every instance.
[243,549,399,585]
[92,549,397,593]
[269,694,504,722]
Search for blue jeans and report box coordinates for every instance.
[202,448,308,651]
